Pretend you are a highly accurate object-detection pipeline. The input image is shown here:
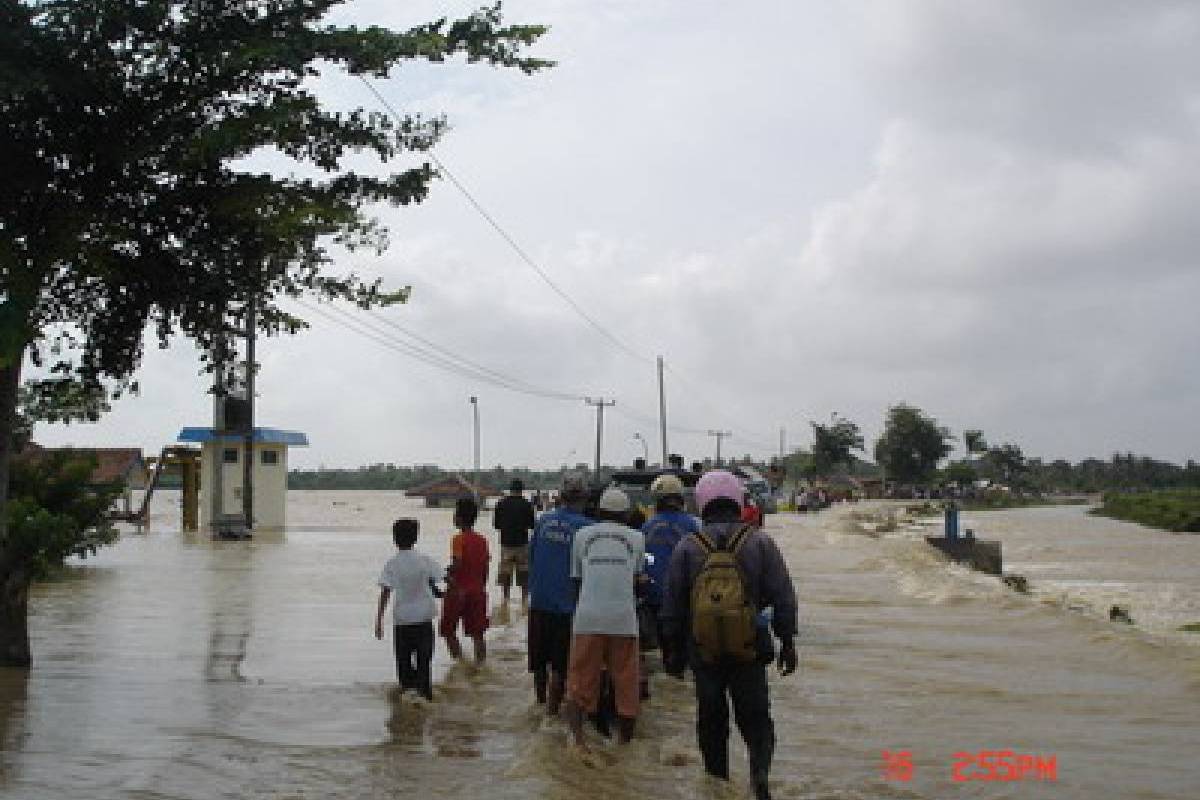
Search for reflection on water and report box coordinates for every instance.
[0,492,1197,799]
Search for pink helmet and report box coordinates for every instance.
[695,470,744,515]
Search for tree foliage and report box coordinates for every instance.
[810,415,863,477]
[981,443,1027,486]
[963,429,987,456]
[5,452,119,581]
[873,404,953,484]
[0,0,549,666]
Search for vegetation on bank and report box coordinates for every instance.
[1091,490,1200,533]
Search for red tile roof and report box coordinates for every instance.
[17,446,146,486]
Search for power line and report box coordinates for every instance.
[359,77,653,368]
[355,77,783,457]
[293,299,586,402]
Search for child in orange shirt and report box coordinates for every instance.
[440,497,490,665]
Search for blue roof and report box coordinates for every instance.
[177,427,309,446]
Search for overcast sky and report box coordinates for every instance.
[35,0,1200,470]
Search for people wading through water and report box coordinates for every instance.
[493,478,536,606]
[440,497,490,666]
[526,473,590,714]
[563,486,645,749]
[661,469,798,800]
[639,473,699,693]
[374,518,443,701]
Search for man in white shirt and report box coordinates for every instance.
[375,518,444,700]
[564,487,645,747]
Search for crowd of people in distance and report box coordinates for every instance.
[374,471,798,800]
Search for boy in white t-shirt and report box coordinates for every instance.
[374,518,444,700]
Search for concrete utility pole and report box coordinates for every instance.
[657,355,668,467]
[585,397,616,476]
[469,396,480,500]
[241,296,256,532]
[633,432,648,463]
[707,429,732,465]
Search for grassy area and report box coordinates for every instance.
[1091,489,1200,533]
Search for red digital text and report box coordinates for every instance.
[881,749,1057,783]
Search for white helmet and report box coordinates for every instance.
[650,473,685,498]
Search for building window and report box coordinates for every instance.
[261,450,279,466]
[222,448,239,464]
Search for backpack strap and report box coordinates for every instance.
[727,524,753,554]
[692,525,752,554]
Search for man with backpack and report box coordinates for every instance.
[641,473,699,674]
[660,469,798,800]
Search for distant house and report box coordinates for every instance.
[16,445,147,516]
[405,474,500,507]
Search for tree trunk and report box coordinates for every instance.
[0,355,31,667]
[0,562,31,668]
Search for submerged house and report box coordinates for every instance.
[16,445,148,517]
[405,474,499,507]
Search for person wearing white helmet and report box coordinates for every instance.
[563,486,646,749]
[641,473,700,675]
[660,469,798,800]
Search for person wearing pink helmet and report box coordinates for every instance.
[660,469,798,800]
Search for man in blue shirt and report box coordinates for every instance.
[641,473,699,675]
[527,472,590,714]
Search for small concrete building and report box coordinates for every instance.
[177,427,308,531]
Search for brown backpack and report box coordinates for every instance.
[690,526,757,664]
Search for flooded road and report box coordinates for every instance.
[2,493,1197,799]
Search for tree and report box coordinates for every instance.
[941,461,978,488]
[963,429,988,457]
[983,443,1027,487]
[873,404,953,485]
[810,414,864,477]
[0,0,548,666]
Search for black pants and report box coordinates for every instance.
[692,659,775,784]
[394,621,434,700]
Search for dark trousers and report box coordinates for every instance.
[692,659,775,784]
[394,621,435,700]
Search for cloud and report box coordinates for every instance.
[32,0,1200,468]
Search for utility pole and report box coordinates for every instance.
[633,432,648,464]
[469,396,480,500]
[585,397,616,476]
[657,355,668,467]
[241,296,256,533]
[707,429,732,465]
[779,426,786,460]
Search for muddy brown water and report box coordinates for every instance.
[1,493,1197,799]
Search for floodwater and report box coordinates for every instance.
[2,492,1198,799]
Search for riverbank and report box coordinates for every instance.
[1091,489,1200,532]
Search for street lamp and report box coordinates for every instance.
[632,432,648,464]
[469,396,480,500]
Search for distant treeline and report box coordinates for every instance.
[285,452,1200,494]
[1017,454,1200,493]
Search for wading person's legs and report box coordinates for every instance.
[440,590,464,660]
[564,634,604,748]
[693,661,732,779]
[729,662,775,800]
[413,621,435,700]
[608,636,641,744]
